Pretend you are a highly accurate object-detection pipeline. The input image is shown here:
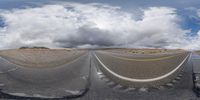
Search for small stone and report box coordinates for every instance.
[195,83,200,88]
[125,87,136,92]
[103,78,110,82]
[97,72,103,75]
[0,84,4,86]
[158,86,165,90]
[166,83,173,87]
[175,77,181,80]
[172,80,177,83]
[139,87,148,92]
[114,84,123,89]
[107,81,115,86]
[178,74,183,77]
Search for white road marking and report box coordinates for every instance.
[94,53,189,82]
[9,93,28,97]
[65,90,81,95]
[7,67,18,72]
[33,94,50,98]
[0,67,18,74]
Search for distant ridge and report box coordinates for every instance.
[19,46,49,49]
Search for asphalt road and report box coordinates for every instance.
[94,51,189,87]
[75,51,197,100]
[0,50,198,100]
[0,49,90,99]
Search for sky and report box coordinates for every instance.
[0,0,199,49]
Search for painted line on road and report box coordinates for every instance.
[0,67,18,74]
[102,52,185,61]
[0,57,19,74]
[94,53,189,82]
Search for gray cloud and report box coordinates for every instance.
[54,25,116,47]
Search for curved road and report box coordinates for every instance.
[0,49,90,98]
[94,51,190,87]
[0,49,197,100]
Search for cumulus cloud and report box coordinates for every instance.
[197,9,200,17]
[184,9,200,50]
[0,2,195,49]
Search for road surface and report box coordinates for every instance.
[0,49,198,100]
[74,51,197,100]
[94,50,189,87]
[0,49,90,98]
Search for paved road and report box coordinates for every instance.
[0,50,198,100]
[94,51,190,87]
[191,52,200,97]
[0,49,90,99]
[75,51,197,100]
[191,52,200,73]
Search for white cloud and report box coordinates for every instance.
[0,2,195,49]
[197,9,200,18]
[184,9,200,50]
[187,31,200,50]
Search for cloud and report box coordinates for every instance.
[0,2,195,49]
[197,9,200,18]
[184,9,200,50]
